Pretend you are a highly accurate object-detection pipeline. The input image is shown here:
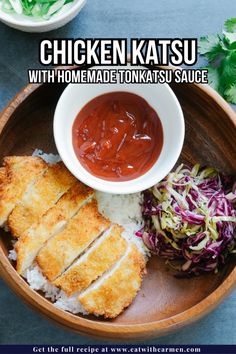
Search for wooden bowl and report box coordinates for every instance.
[0,73,235,340]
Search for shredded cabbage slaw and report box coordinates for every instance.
[137,164,236,276]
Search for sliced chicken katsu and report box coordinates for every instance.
[53,224,127,295]
[0,168,6,184]
[79,243,145,318]
[16,182,94,275]
[37,200,110,281]
[0,156,46,226]
[8,162,76,238]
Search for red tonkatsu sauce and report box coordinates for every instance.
[72,92,163,182]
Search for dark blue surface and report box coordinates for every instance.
[0,0,236,345]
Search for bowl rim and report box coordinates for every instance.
[0,0,86,27]
[0,245,236,339]
[0,66,236,339]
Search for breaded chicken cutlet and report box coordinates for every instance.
[0,168,6,184]
[16,182,94,275]
[36,199,111,281]
[53,224,127,295]
[0,156,46,226]
[1,156,147,319]
[8,162,76,238]
[79,243,146,318]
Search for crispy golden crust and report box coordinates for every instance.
[0,156,46,226]
[0,168,6,185]
[2,156,146,319]
[79,244,146,319]
[53,225,127,295]
[16,182,94,275]
[8,162,76,238]
[36,200,111,282]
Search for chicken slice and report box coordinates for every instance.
[53,224,127,295]
[16,182,94,275]
[0,156,46,226]
[8,162,76,238]
[79,243,146,318]
[36,200,110,281]
[0,168,6,184]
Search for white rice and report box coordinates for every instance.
[8,249,17,261]
[54,291,88,315]
[96,191,148,257]
[32,149,61,164]
[8,151,149,316]
[26,265,60,301]
[96,191,143,227]
[25,264,88,314]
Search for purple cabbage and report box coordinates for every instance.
[137,164,236,276]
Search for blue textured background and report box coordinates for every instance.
[0,0,236,345]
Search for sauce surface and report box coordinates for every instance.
[72,92,163,181]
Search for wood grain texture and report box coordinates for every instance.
[0,68,235,340]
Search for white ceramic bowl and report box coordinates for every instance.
[54,65,185,194]
[0,0,86,32]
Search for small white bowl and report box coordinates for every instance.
[54,65,185,194]
[0,0,86,32]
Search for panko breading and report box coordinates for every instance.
[53,224,127,295]
[0,168,6,184]
[2,155,147,319]
[0,156,46,226]
[8,162,76,238]
[79,243,146,319]
[36,200,111,281]
[16,182,94,275]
